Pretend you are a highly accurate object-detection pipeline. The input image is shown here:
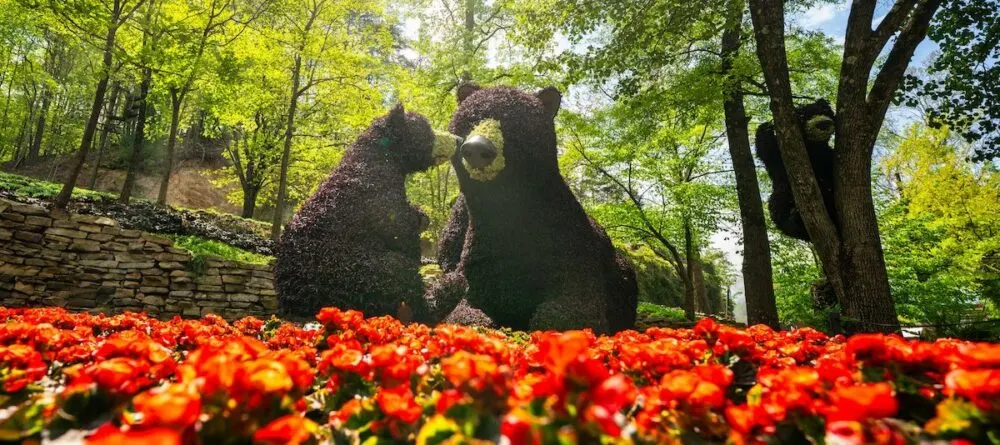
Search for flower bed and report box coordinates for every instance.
[0,307,996,444]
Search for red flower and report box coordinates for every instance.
[253,415,318,445]
[376,384,423,423]
[85,424,183,445]
[826,383,898,422]
[130,383,201,429]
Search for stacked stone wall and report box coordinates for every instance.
[0,199,277,320]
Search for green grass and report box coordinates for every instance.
[0,171,113,200]
[165,234,274,265]
[637,302,687,322]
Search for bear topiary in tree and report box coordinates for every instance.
[275,105,460,319]
[433,84,639,334]
[755,99,837,242]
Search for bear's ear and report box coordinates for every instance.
[388,103,406,130]
[457,83,480,104]
[536,86,562,118]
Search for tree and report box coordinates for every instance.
[46,0,149,210]
[561,99,734,320]
[154,0,264,206]
[747,0,944,332]
[901,0,999,161]
[268,0,393,241]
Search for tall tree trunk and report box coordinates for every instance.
[89,81,122,190]
[157,89,183,206]
[242,186,259,218]
[54,5,123,211]
[683,219,697,320]
[15,90,38,165]
[271,53,303,241]
[120,68,152,203]
[720,0,779,328]
[692,252,710,314]
[27,90,52,164]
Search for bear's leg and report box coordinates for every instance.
[529,291,611,334]
[768,193,810,241]
[418,272,468,323]
[437,195,469,274]
[442,298,499,329]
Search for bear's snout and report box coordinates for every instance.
[461,135,498,169]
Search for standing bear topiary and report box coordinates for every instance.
[433,84,639,334]
[275,105,461,320]
[755,99,837,241]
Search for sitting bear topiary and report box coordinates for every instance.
[755,99,837,242]
[432,84,639,334]
[275,105,461,320]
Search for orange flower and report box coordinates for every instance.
[253,415,318,445]
[826,383,898,422]
[376,384,423,423]
[85,424,183,445]
[130,383,201,429]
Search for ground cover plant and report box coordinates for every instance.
[0,307,996,444]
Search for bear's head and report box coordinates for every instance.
[796,99,836,144]
[379,104,461,173]
[448,84,562,183]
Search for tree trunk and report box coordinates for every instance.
[692,252,710,314]
[271,54,303,241]
[747,0,940,332]
[157,90,183,206]
[120,68,152,203]
[53,0,131,211]
[683,219,697,320]
[27,89,51,164]
[720,0,779,328]
[242,186,259,218]
[89,81,121,190]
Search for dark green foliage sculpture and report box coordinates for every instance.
[275,105,459,319]
[755,99,837,242]
[435,84,639,334]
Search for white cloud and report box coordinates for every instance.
[799,3,841,28]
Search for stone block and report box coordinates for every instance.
[14,231,44,244]
[221,275,246,284]
[142,276,170,287]
[120,262,155,269]
[24,216,52,227]
[159,262,185,270]
[118,228,142,238]
[77,224,103,233]
[195,276,222,286]
[69,240,102,252]
[87,233,115,242]
[196,284,223,292]
[46,228,87,239]
[139,286,168,295]
[141,295,165,306]
[141,234,174,246]
[224,284,245,292]
[0,264,39,277]
[229,294,260,303]
[11,203,48,216]
[78,260,118,268]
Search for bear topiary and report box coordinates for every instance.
[275,105,461,320]
[755,99,837,242]
[432,84,639,334]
